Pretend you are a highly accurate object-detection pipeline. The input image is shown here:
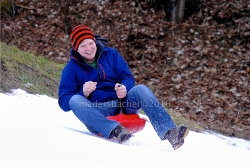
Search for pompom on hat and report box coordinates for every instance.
[70,25,96,51]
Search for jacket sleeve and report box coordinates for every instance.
[111,48,135,92]
[58,63,85,111]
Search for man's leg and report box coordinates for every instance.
[69,95,119,138]
[124,84,176,139]
[124,84,189,149]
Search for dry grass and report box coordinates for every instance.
[0,42,64,98]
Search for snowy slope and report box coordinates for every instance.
[0,89,249,167]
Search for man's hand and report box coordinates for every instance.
[114,83,127,99]
[83,81,97,97]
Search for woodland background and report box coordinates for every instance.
[1,0,250,140]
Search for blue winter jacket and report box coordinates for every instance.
[58,36,135,112]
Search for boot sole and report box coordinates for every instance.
[173,139,184,150]
[178,126,189,141]
[173,126,189,150]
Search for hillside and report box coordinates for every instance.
[1,0,250,139]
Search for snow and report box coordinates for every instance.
[0,89,249,167]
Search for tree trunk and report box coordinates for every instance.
[170,0,186,23]
[176,0,186,23]
[0,0,16,17]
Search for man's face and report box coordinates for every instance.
[77,38,97,62]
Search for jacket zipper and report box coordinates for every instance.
[99,64,106,80]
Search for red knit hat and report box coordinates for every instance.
[70,25,96,51]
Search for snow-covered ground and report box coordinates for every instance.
[0,89,249,167]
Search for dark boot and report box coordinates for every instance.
[110,124,132,143]
[164,125,189,150]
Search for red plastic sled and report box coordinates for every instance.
[108,85,146,134]
[107,113,146,134]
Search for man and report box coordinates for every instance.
[58,25,189,150]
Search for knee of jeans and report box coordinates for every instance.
[69,95,82,108]
[133,84,149,93]
[127,84,149,100]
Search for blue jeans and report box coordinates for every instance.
[69,84,176,139]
